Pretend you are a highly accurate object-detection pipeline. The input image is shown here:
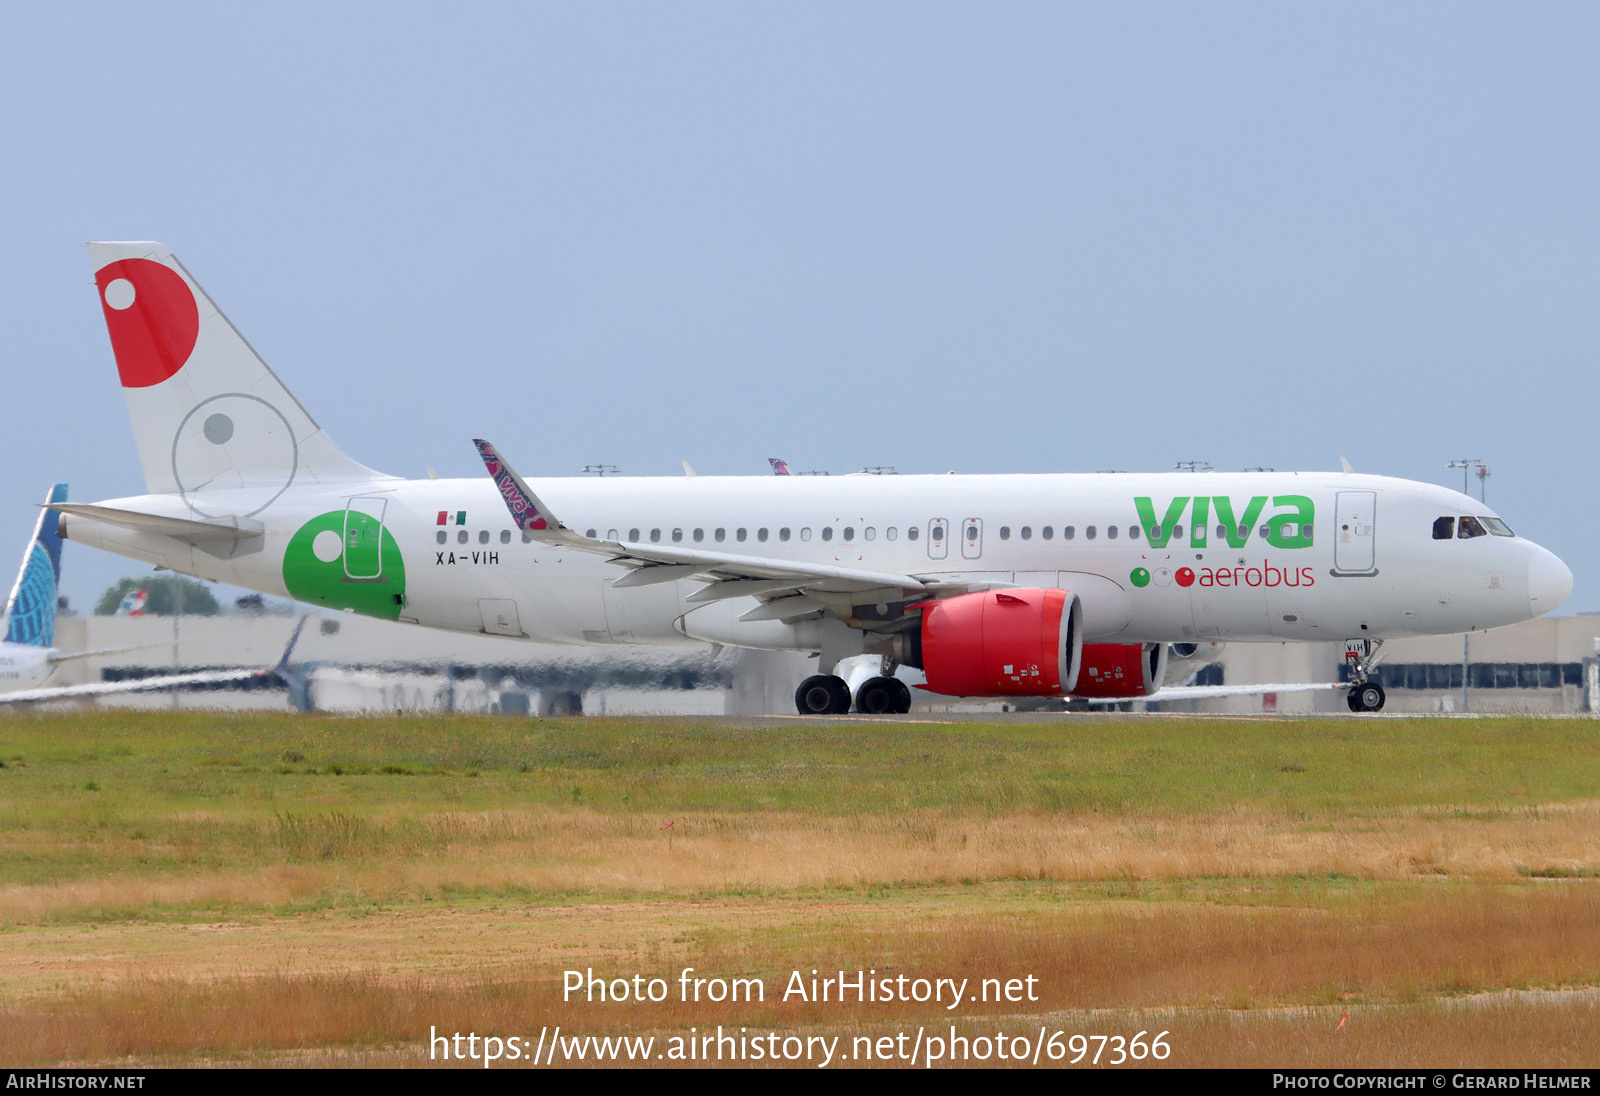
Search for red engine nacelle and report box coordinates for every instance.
[918,588,1083,697]
[1072,642,1170,699]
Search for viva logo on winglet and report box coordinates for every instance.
[1132,495,1315,550]
[282,510,407,620]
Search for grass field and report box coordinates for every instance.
[1,710,1597,1067]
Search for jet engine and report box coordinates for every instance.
[1168,640,1224,663]
[915,588,1082,697]
[1071,642,1169,699]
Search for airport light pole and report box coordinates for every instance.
[172,577,182,711]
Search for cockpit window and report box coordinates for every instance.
[1480,516,1516,537]
[1432,516,1454,540]
[1457,515,1488,539]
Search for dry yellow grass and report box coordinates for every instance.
[4,883,1600,1064]
[5,802,1600,922]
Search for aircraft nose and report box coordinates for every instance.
[1528,547,1573,617]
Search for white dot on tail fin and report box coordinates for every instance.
[312,530,342,563]
[104,278,136,310]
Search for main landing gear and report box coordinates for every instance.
[1344,639,1386,713]
[794,671,913,715]
[795,675,852,715]
[853,675,913,715]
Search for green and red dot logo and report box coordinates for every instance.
[1132,565,1196,588]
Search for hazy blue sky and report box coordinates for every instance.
[3,3,1597,613]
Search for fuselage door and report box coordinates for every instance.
[928,519,948,560]
[479,598,523,637]
[961,517,983,560]
[1333,490,1377,574]
[343,497,388,580]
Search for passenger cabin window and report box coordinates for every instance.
[1041,526,1053,540]
[1107,525,1117,540]
[436,531,447,545]
[693,528,704,542]
[671,528,683,543]
[1085,526,1096,540]
[864,527,875,541]
[800,527,812,541]
[607,529,618,541]
[458,530,468,544]
[1128,526,1139,540]
[842,527,855,541]
[780,527,791,542]
[715,528,726,542]
[650,529,661,543]
[1433,516,1455,540]
[758,528,769,542]
[1064,526,1075,540]
[1020,526,1031,540]
[887,527,897,541]
[479,530,489,544]
[629,528,640,542]
[737,528,747,542]
[1173,524,1183,539]
[999,526,1011,540]
[1458,516,1488,539]
[822,527,833,542]
[907,526,919,541]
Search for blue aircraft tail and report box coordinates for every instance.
[3,484,68,647]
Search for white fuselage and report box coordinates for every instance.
[62,470,1567,652]
[0,642,54,690]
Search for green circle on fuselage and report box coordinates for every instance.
[283,510,405,620]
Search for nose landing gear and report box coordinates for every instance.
[1347,680,1386,712]
[1344,639,1386,713]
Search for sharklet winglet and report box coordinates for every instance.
[473,439,591,549]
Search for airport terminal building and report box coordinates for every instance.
[31,607,1600,716]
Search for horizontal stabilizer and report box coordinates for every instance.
[50,503,262,544]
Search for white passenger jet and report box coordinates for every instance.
[53,242,1572,715]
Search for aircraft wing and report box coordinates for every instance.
[474,440,930,599]
[1084,681,1343,705]
[0,617,307,706]
[46,643,177,665]
[0,667,281,705]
